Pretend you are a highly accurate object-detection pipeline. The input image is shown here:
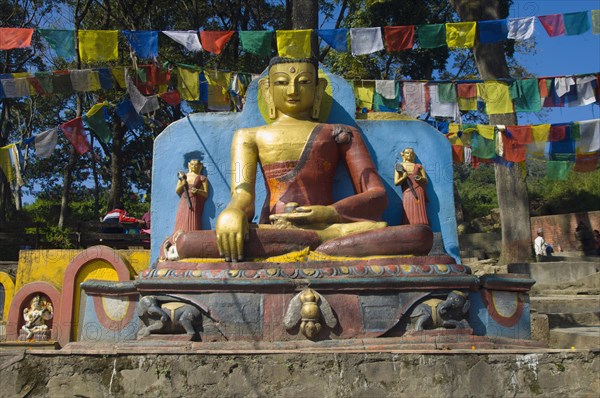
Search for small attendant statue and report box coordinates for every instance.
[394,148,429,225]
[173,159,208,233]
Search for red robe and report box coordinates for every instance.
[401,163,429,225]
[173,174,207,233]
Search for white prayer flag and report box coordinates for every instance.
[1,78,30,98]
[577,119,600,153]
[162,30,202,52]
[402,82,428,118]
[350,28,384,56]
[375,80,397,100]
[429,84,460,120]
[569,75,597,107]
[35,128,59,159]
[507,17,535,40]
[126,71,160,114]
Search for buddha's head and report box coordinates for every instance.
[188,159,202,174]
[262,57,327,120]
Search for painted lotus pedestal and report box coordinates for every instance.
[75,58,536,348]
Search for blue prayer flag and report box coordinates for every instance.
[478,20,509,43]
[116,99,144,130]
[317,29,348,52]
[96,68,113,90]
[122,31,159,59]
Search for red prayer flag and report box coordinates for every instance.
[574,153,599,172]
[384,26,415,52]
[60,117,91,155]
[200,31,235,54]
[159,91,181,106]
[0,28,34,50]
[537,78,548,98]
[538,14,566,37]
[502,134,527,163]
[506,125,533,144]
[472,156,493,169]
[548,124,567,142]
[27,77,46,95]
[457,83,477,98]
[451,145,464,163]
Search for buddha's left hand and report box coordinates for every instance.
[269,205,340,225]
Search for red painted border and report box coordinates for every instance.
[481,289,525,328]
[92,294,137,331]
[57,246,133,347]
[6,282,61,340]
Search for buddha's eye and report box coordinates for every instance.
[298,79,312,85]
[274,80,288,86]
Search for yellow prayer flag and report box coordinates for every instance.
[478,82,514,114]
[111,67,126,89]
[353,81,375,110]
[205,70,232,110]
[88,71,101,91]
[0,144,15,182]
[78,30,118,62]
[592,10,600,34]
[531,124,550,142]
[276,29,312,58]
[447,124,472,146]
[445,22,476,48]
[177,67,199,101]
[86,102,106,117]
[476,125,496,140]
[205,70,232,94]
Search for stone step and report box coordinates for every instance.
[532,272,600,293]
[508,262,600,286]
[546,312,600,329]
[549,327,600,349]
[530,295,600,314]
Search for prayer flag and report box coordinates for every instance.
[532,124,551,142]
[115,99,144,130]
[478,20,509,43]
[239,30,273,57]
[374,80,399,111]
[438,83,457,103]
[568,75,597,107]
[416,24,446,48]
[574,152,599,172]
[38,29,75,59]
[350,28,384,56]
[445,22,476,48]
[546,161,571,180]
[457,82,477,111]
[537,14,565,37]
[60,117,91,155]
[159,91,181,106]
[0,28,34,50]
[507,17,535,40]
[70,69,101,92]
[96,68,113,90]
[126,70,160,114]
[52,70,74,95]
[276,29,312,58]
[384,26,414,52]
[477,125,496,140]
[354,81,375,111]
[27,77,46,95]
[83,104,111,144]
[478,81,514,114]
[563,11,591,36]
[506,125,533,144]
[429,84,459,120]
[452,145,464,163]
[34,128,59,158]
[34,72,53,93]
[592,10,600,34]
[176,67,200,101]
[78,30,118,62]
[317,29,348,52]
[471,133,496,159]
[200,31,235,55]
[122,30,158,58]
[402,82,428,117]
[0,78,29,98]
[162,31,202,52]
[204,70,232,111]
[111,67,126,89]
[0,144,15,181]
[576,119,600,153]
[509,79,541,112]
[502,133,527,163]
[548,124,568,142]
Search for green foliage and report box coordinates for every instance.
[454,163,498,220]
[43,225,75,249]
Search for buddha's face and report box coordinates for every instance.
[188,160,201,173]
[269,62,317,117]
[402,148,415,162]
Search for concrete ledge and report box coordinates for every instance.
[1,349,598,397]
[508,262,600,286]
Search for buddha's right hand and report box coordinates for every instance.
[216,207,248,262]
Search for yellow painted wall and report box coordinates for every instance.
[72,260,119,339]
[0,271,15,320]
[14,249,150,292]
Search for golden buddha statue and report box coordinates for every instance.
[165,57,433,262]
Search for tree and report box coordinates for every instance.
[449,0,532,264]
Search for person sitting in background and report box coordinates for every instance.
[141,210,151,235]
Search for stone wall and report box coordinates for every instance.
[0,350,597,397]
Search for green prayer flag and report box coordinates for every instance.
[239,31,273,57]
[438,82,457,103]
[509,79,541,112]
[34,72,54,93]
[38,29,75,59]
[471,132,496,159]
[373,81,399,111]
[563,11,591,36]
[570,122,581,140]
[416,24,446,48]
[546,160,571,180]
[83,110,111,144]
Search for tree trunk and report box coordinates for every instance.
[58,148,77,228]
[291,0,319,57]
[106,122,127,210]
[451,0,532,264]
